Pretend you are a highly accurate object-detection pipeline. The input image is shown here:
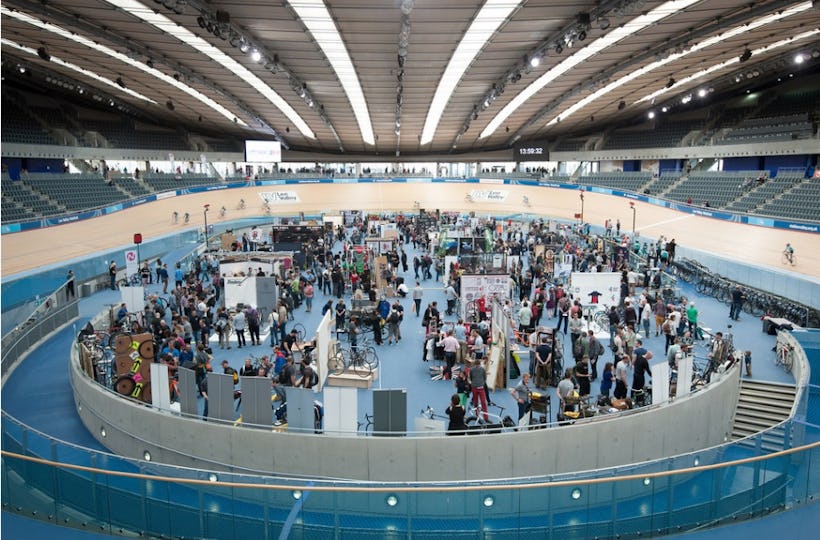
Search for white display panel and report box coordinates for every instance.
[323,387,358,437]
[244,140,282,162]
[224,277,261,310]
[150,363,171,411]
[677,356,693,399]
[569,272,621,307]
[652,362,669,405]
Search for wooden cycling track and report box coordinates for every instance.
[2,183,818,281]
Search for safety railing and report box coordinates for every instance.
[1,281,78,378]
[2,408,818,539]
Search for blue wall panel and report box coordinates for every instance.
[722,157,763,171]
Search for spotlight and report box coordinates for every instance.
[648,110,655,119]
[681,94,692,104]
[166,100,175,111]
[17,65,26,74]
[229,33,241,48]
[529,54,541,68]
[617,100,625,110]
[146,59,154,69]
[173,72,181,81]
[239,39,250,54]
[598,17,610,30]
[794,53,805,64]
[197,16,207,29]
[739,48,752,63]
[250,49,262,62]
[578,30,587,41]
[697,88,707,98]
[555,43,563,54]
[109,99,115,107]
[116,77,126,88]
[666,77,675,88]
[37,47,51,62]
[661,106,668,112]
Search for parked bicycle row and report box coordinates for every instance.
[670,258,818,328]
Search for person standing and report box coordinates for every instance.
[245,305,261,346]
[534,336,553,389]
[66,270,75,299]
[588,329,604,381]
[334,299,347,339]
[303,281,315,313]
[468,358,489,421]
[631,339,652,396]
[640,299,652,339]
[412,281,423,316]
[437,330,459,379]
[159,264,169,294]
[600,362,614,397]
[232,308,247,348]
[614,354,630,399]
[510,373,532,424]
[686,302,699,338]
[445,394,467,435]
[729,285,744,321]
[109,261,118,290]
[444,281,458,316]
[574,355,591,397]
[518,301,533,333]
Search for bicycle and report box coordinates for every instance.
[774,336,794,373]
[327,340,378,378]
[116,273,141,288]
[464,400,511,432]
[172,211,178,224]
[357,412,374,433]
[183,212,190,224]
[262,202,272,214]
[781,250,796,266]
[237,199,246,210]
[220,206,227,218]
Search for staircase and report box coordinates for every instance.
[731,379,796,451]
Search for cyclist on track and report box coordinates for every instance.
[784,243,794,264]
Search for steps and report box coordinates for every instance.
[731,379,796,452]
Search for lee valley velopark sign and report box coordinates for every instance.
[469,189,509,202]
[259,191,300,203]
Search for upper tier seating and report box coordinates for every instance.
[576,171,651,192]
[141,173,221,191]
[602,120,704,150]
[1,98,59,145]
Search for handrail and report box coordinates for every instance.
[3,439,818,491]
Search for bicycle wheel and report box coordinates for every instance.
[352,351,373,378]
[293,323,306,341]
[116,278,129,289]
[328,348,348,375]
[115,375,136,396]
[364,347,379,369]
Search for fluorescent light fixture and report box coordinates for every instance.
[481,0,700,139]
[636,28,820,104]
[104,0,314,138]
[1,6,245,125]
[544,1,813,127]
[288,0,375,145]
[421,0,522,145]
[2,38,156,103]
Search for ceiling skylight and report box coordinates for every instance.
[480,0,701,139]
[420,0,522,145]
[636,28,820,104]
[2,38,156,104]
[1,6,243,125]
[545,1,813,126]
[288,0,375,146]
[105,0,314,138]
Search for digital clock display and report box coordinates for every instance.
[512,141,549,161]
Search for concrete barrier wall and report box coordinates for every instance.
[72,346,741,483]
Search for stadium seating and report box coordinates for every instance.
[756,179,820,222]
[664,171,763,208]
[141,173,221,191]
[577,171,652,192]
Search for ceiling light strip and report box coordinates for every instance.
[545,1,812,126]
[289,0,375,146]
[479,0,700,139]
[105,0,314,138]
[1,6,243,125]
[637,28,820,104]
[420,0,522,145]
[1,38,157,103]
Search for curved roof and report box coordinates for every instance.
[2,0,819,155]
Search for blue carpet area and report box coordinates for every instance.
[1,227,810,539]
